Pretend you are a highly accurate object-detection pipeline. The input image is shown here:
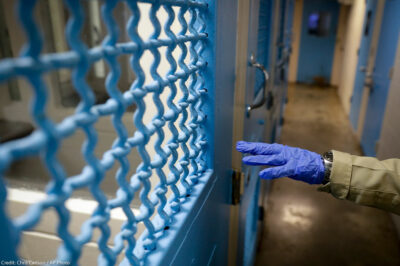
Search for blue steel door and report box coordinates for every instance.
[349,0,378,131]
[236,0,278,265]
[273,0,294,142]
[0,0,238,265]
[360,0,400,156]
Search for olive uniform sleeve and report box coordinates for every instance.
[318,150,400,214]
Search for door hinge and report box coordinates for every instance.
[231,169,242,205]
[389,67,394,80]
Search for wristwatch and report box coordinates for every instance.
[321,151,333,184]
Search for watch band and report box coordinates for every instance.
[321,151,333,185]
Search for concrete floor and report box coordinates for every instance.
[255,84,400,266]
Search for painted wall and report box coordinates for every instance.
[337,0,366,114]
[376,33,400,241]
[288,0,303,82]
[296,0,339,84]
[330,5,350,87]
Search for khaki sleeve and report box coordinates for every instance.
[318,150,400,214]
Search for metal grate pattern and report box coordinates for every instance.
[0,0,209,264]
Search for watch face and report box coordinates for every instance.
[323,151,333,162]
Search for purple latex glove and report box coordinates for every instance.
[236,141,325,184]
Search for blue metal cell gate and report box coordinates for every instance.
[349,0,378,131]
[360,0,400,156]
[0,0,213,264]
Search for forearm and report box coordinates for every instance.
[319,150,400,214]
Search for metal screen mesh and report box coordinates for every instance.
[0,0,209,264]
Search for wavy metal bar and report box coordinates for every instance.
[147,2,171,231]
[176,3,192,196]
[163,4,183,214]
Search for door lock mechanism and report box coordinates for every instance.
[231,169,243,205]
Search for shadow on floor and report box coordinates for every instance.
[255,84,400,266]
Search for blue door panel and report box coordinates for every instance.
[238,166,261,266]
[297,0,339,83]
[238,0,274,264]
[361,0,400,156]
[275,0,294,141]
[349,0,378,130]
[135,171,217,265]
[238,0,293,264]
[243,176,260,266]
[277,0,287,59]
[144,172,228,266]
[255,0,273,97]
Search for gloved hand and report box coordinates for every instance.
[236,141,325,184]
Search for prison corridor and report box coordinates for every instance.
[255,84,400,266]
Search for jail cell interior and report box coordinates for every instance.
[0,0,214,264]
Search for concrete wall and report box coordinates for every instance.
[331,5,350,87]
[288,0,303,83]
[377,40,400,237]
[376,41,400,160]
[337,0,366,114]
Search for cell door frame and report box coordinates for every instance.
[355,0,386,139]
[228,0,283,265]
[272,0,293,143]
[228,0,253,264]
[230,0,264,264]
